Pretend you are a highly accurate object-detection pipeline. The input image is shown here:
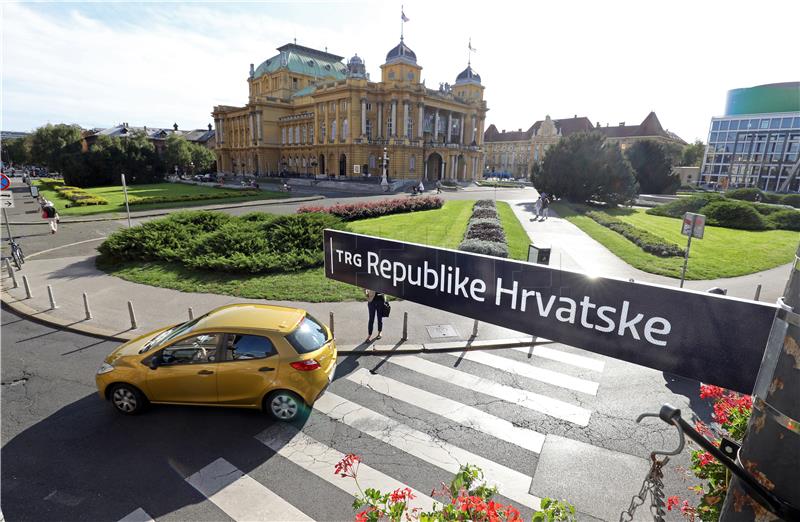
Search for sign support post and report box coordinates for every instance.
[2,208,12,241]
[121,173,132,228]
[680,212,705,288]
[720,244,800,520]
[680,228,693,288]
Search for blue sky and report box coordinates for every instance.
[3,0,799,142]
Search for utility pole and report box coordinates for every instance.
[720,243,800,520]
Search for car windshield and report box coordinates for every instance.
[285,315,329,354]
[138,315,205,353]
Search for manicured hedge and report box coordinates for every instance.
[464,217,506,243]
[646,193,725,218]
[474,199,496,209]
[586,211,685,257]
[459,239,508,258]
[127,190,260,205]
[99,211,347,273]
[471,206,499,219]
[55,185,109,207]
[297,196,443,221]
[767,209,800,231]
[458,200,509,258]
[701,200,769,230]
[782,194,800,209]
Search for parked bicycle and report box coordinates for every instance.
[8,237,24,270]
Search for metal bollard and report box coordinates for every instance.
[472,318,479,337]
[401,311,408,341]
[188,307,194,320]
[127,301,138,329]
[5,258,18,289]
[754,284,762,301]
[22,275,32,299]
[83,292,92,320]
[47,285,58,309]
[329,311,335,338]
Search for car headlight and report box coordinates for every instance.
[97,363,115,375]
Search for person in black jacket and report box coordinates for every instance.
[364,288,385,342]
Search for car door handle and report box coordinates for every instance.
[258,367,275,372]
[197,369,214,375]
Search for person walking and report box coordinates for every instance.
[417,180,425,194]
[540,193,550,221]
[365,288,385,342]
[435,180,442,194]
[41,199,59,234]
[531,196,542,221]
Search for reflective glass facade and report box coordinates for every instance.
[700,112,800,192]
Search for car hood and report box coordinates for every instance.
[105,325,174,364]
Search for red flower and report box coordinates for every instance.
[667,496,680,511]
[694,420,713,437]
[681,499,693,514]
[334,453,361,478]
[698,451,716,467]
[389,487,415,504]
[699,384,724,399]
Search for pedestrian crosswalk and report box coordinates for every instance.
[122,345,605,521]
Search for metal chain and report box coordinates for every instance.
[620,454,669,522]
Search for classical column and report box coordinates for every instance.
[403,101,409,139]
[391,100,398,137]
[447,112,453,143]
[459,114,465,144]
[417,103,424,138]
[314,106,319,144]
[249,113,255,145]
[335,99,340,142]
[471,115,477,144]
[361,98,367,137]
[256,112,263,142]
[440,157,445,180]
[434,110,439,140]
[478,118,485,145]
[378,102,383,138]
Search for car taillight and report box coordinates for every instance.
[290,359,321,371]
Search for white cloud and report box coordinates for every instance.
[2,0,799,141]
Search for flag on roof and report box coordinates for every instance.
[401,9,409,22]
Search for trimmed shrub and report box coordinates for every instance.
[127,190,260,205]
[646,193,725,218]
[752,202,784,216]
[725,188,763,202]
[473,199,496,209]
[471,206,499,219]
[700,200,769,230]
[767,209,800,231]
[465,217,506,243]
[781,194,800,209]
[458,238,508,258]
[52,185,109,207]
[298,196,443,221]
[586,211,685,257]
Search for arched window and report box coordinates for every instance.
[342,119,349,140]
[409,155,416,171]
[331,121,337,142]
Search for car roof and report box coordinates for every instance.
[194,304,306,334]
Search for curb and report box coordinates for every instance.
[6,195,325,225]
[1,290,543,352]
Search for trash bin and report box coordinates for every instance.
[527,244,551,265]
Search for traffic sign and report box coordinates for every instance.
[0,173,10,191]
[0,191,14,208]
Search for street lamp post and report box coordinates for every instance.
[381,147,389,191]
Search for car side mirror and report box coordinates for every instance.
[148,358,160,370]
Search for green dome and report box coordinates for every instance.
[725,82,800,115]
[254,44,346,81]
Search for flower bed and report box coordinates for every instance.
[127,190,260,205]
[55,185,109,207]
[459,200,509,258]
[297,196,443,221]
[586,210,685,257]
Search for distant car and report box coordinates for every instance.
[95,304,337,420]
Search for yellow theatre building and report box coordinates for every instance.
[212,38,488,181]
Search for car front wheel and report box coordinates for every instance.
[266,390,306,421]
[110,384,147,415]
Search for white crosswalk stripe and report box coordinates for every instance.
[256,422,436,512]
[513,346,605,372]
[185,457,313,521]
[347,368,546,453]
[388,355,592,426]
[444,350,599,395]
[314,392,542,509]
[118,508,154,522]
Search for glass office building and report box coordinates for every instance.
[701,82,800,192]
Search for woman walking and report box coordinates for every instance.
[365,288,385,342]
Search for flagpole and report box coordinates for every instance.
[401,5,404,40]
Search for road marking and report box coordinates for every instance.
[512,346,606,372]
[118,508,154,522]
[256,423,436,512]
[314,392,542,509]
[389,356,592,426]
[444,351,599,395]
[26,237,107,259]
[185,457,312,522]
[348,368,545,453]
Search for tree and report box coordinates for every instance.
[2,137,31,165]
[625,140,680,194]
[531,132,638,205]
[189,143,216,173]
[680,140,706,167]
[29,124,83,173]
[164,134,192,174]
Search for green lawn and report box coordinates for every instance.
[37,181,286,216]
[553,202,800,279]
[496,201,530,260]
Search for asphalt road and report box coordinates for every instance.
[1,308,705,522]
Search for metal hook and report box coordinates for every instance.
[636,404,685,457]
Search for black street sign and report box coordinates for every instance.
[324,230,777,394]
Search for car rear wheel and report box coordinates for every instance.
[110,384,147,415]
[266,390,306,422]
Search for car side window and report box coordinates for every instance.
[225,334,276,361]
[160,334,220,365]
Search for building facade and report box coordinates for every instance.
[82,123,216,154]
[700,82,800,192]
[484,113,684,176]
[212,40,488,181]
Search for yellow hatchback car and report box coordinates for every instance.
[96,304,337,421]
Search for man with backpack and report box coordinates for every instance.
[41,199,59,234]
[540,192,550,221]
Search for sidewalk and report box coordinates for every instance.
[508,198,791,303]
